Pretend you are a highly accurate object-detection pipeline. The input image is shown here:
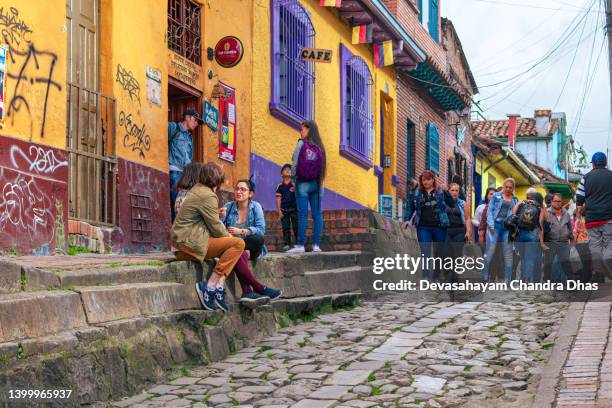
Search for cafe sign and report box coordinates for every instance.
[168,50,203,89]
[301,48,333,63]
[214,36,244,68]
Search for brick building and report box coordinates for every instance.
[383,1,477,217]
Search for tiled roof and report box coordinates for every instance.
[471,118,558,138]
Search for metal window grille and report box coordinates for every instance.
[130,193,153,244]
[168,0,202,65]
[66,83,117,226]
[344,56,374,160]
[276,0,315,121]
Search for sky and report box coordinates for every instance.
[442,0,611,168]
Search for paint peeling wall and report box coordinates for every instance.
[251,0,397,210]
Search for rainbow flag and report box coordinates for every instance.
[352,24,373,44]
[373,40,394,67]
[320,0,342,7]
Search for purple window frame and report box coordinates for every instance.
[340,44,375,169]
[270,0,316,130]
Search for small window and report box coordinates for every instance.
[340,45,374,168]
[426,123,440,173]
[167,0,202,65]
[270,0,316,128]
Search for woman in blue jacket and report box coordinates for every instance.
[483,177,519,284]
[222,179,267,260]
[410,170,455,282]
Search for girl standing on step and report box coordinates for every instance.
[287,120,326,254]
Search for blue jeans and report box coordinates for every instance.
[483,223,513,283]
[517,229,539,282]
[296,180,323,246]
[417,226,447,281]
[170,170,182,221]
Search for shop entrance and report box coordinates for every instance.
[168,79,203,162]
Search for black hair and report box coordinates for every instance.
[236,179,254,193]
[533,192,544,207]
[281,163,292,173]
[484,187,497,204]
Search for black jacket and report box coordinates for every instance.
[576,168,612,223]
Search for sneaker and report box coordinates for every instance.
[286,245,305,254]
[215,287,230,312]
[312,244,322,252]
[239,292,270,309]
[195,282,217,311]
[257,286,282,299]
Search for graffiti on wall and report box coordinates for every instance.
[0,136,68,253]
[119,110,151,159]
[0,7,61,138]
[0,6,32,49]
[116,63,141,107]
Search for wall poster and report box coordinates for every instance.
[0,46,7,121]
[218,82,236,163]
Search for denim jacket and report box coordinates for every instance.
[168,122,193,172]
[222,200,267,256]
[486,192,519,229]
[411,188,453,227]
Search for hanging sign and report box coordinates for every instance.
[0,46,6,121]
[214,36,244,68]
[203,100,219,132]
[301,48,333,63]
[217,82,237,163]
[168,50,203,89]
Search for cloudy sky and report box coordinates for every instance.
[442,0,610,166]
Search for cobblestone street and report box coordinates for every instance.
[110,295,569,407]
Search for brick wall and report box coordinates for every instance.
[395,74,449,202]
[383,0,446,69]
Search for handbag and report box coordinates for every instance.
[504,214,519,231]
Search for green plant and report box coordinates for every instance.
[464,365,473,372]
[430,327,437,335]
[415,399,421,405]
[371,385,382,396]
[6,247,17,256]
[257,345,272,353]
[384,362,391,369]
[266,353,274,360]
[542,343,553,350]
[67,245,94,256]
[367,373,376,382]
[260,372,269,380]
[20,275,27,290]
[297,341,306,348]
[16,346,24,360]
[488,323,500,331]
[179,367,190,376]
[1,355,11,366]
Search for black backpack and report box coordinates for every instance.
[517,200,540,230]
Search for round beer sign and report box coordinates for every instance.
[214,36,244,68]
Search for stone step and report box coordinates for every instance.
[303,266,364,295]
[0,290,88,343]
[75,282,202,324]
[270,292,362,316]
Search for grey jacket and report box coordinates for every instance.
[546,208,573,243]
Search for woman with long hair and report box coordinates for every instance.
[482,178,518,284]
[174,162,204,216]
[171,163,243,312]
[410,170,455,282]
[474,187,496,244]
[287,120,326,253]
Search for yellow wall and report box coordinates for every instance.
[251,0,397,209]
[0,1,67,148]
[201,0,253,191]
[103,0,168,172]
[475,156,547,201]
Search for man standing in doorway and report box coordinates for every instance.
[168,109,203,220]
[576,152,612,282]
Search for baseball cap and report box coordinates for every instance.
[591,152,607,165]
[183,109,204,125]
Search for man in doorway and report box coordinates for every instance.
[168,109,203,220]
[576,152,612,282]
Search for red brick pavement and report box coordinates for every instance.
[556,302,612,407]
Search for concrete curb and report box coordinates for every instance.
[533,301,586,408]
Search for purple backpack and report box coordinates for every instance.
[296,141,323,181]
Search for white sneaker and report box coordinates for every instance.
[286,245,305,254]
[312,245,322,252]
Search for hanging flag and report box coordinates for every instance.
[373,40,394,67]
[351,24,373,44]
[320,0,342,7]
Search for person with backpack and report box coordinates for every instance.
[168,109,203,221]
[483,178,519,284]
[410,170,455,282]
[513,190,546,283]
[543,193,574,283]
[287,120,326,254]
[576,152,612,281]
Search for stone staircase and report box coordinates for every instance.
[0,210,420,405]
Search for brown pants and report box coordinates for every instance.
[175,236,245,277]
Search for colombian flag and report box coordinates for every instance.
[320,0,342,6]
[352,24,373,44]
[373,40,394,67]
